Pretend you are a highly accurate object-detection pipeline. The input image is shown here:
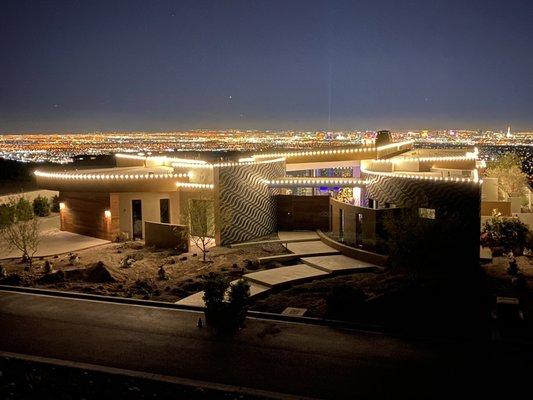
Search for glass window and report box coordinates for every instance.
[160,198,170,223]
[418,207,436,219]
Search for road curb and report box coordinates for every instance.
[0,350,317,400]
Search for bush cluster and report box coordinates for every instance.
[32,195,51,217]
[202,272,251,332]
[481,213,530,254]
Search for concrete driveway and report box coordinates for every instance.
[0,215,109,259]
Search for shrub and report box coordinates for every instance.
[15,197,34,221]
[201,273,251,332]
[33,195,51,217]
[202,272,229,327]
[50,195,60,213]
[326,285,366,320]
[481,213,530,254]
[0,204,15,227]
[228,279,251,328]
[507,261,519,276]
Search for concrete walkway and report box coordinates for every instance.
[177,231,378,308]
[285,240,339,256]
[277,231,320,241]
[245,264,329,287]
[301,255,380,273]
[0,216,110,259]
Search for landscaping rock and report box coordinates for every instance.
[85,261,116,283]
[37,270,65,284]
[158,265,167,280]
[0,273,23,286]
[119,256,135,268]
[42,261,54,274]
[68,253,80,265]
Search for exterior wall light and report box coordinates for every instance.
[104,210,112,218]
[59,202,66,210]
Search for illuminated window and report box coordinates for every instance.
[418,208,436,219]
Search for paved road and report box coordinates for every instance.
[0,291,529,399]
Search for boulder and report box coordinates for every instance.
[37,270,65,284]
[85,261,116,283]
[0,273,23,286]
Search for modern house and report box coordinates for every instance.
[35,133,483,261]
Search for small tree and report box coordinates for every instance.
[184,198,215,261]
[485,153,528,199]
[33,195,51,217]
[481,211,530,254]
[50,195,60,213]
[1,197,41,270]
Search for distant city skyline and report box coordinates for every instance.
[2,0,533,133]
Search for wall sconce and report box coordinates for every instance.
[59,202,66,210]
[104,210,112,218]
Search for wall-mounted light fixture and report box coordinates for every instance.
[104,210,112,218]
[59,202,66,210]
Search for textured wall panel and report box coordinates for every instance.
[218,160,285,245]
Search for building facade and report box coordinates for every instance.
[35,138,482,261]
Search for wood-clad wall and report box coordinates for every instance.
[59,191,120,241]
[276,195,330,231]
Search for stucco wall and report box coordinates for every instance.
[118,192,172,239]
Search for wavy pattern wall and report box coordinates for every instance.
[218,160,285,245]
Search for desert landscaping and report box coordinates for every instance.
[0,240,288,303]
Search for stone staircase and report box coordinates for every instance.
[176,231,380,308]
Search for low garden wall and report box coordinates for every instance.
[317,230,388,266]
[144,221,188,251]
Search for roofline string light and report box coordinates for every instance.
[175,182,214,190]
[250,141,414,160]
[361,166,483,185]
[372,147,479,164]
[267,178,369,187]
[170,156,287,169]
[34,170,190,180]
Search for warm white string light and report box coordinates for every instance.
[171,156,286,169]
[34,170,189,180]
[361,166,482,185]
[175,182,214,190]
[371,154,478,163]
[267,177,368,187]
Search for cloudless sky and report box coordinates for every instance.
[1,0,533,133]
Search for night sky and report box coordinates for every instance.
[1,0,533,133]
